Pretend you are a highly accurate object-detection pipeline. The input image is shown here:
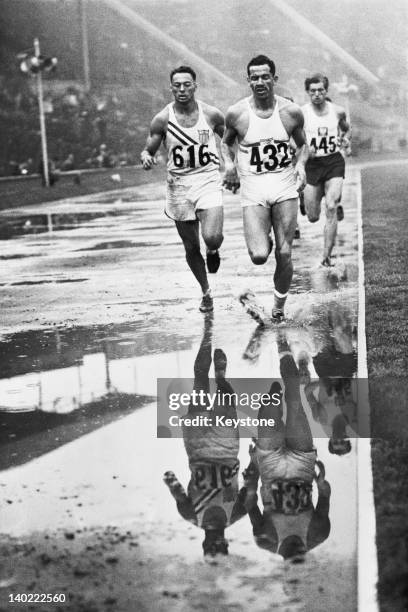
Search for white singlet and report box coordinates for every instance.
[237,96,294,176]
[302,101,340,158]
[165,101,220,175]
[237,97,298,206]
[188,461,241,528]
[164,101,222,221]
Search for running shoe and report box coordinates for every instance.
[269,381,283,396]
[243,325,264,361]
[271,308,285,323]
[206,250,220,273]
[299,191,306,216]
[199,292,214,313]
[239,291,267,326]
[320,257,334,268]
[336,205,344,221]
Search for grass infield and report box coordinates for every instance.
[362,164,408,612]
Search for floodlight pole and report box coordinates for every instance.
[79,0,91,92]
[34,37,50,187]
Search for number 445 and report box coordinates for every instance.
[310,136,337,154]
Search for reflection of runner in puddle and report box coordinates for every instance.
[164,314,249,557]
[299,301,357,453]
[246,330,331,561]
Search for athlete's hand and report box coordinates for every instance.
[223,165,240,193]
[315,460,331,496]
[242,462,259,484]
[294,163,306,192]
[338,134,352,156]
[337,134,350,148]
[163,470,177,485]
[140,149,157,170]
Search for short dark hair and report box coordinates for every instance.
[247,55,276,77]
[279,535,306,562]
[305,73,329,92]
[170,65,196,82]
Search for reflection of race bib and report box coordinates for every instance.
[192,463,239,491]
[270,480,313,514]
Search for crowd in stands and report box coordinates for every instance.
[0,77,161,177]
[1,0,407,178]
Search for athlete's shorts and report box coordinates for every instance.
[183,420,239,464]
[165,171,222,221]
[313,348,357,379]
[253,444,317,485]
[305,152,345,186]
[240,169,298,208]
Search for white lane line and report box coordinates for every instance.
[356,168,379,612]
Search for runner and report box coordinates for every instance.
[141,66,225,312]
[222,55,308,321]
[244,331,331,560]
[163,314,249,557]
[301,74,351,267]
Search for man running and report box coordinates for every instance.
[164,314,249,557]
[222,55,308,322]
[141,66,225,312]
[244,331,331,560]
[301,74,351,267]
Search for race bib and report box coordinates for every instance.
[269,480,313,514]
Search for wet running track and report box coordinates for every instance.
[0,170,365,611]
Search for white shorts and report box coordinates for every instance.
[183,428,239,464]
[240,169,298,208]
[165,171,223,221]
[254,445,317,483]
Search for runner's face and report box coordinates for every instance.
[248,65,276,99]
[171,73,197,104]
[308,82,327,106]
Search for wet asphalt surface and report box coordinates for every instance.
[0,170,360,611]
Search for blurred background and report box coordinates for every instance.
[0,0,407,177]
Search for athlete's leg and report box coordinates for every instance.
[278,333,313,451]
[197,206,224,252]
[175,220,209,294]
[271,198,298,313]
[189,313,213,414]
[256,398,285,448]
[242,205,273,265]
[304,183,324,223]
[197,206,224,273]
[323,177,343,261]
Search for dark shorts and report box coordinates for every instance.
[305,152,345,186]
[313,348,357,379]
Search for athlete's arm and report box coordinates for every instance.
[337,106,351,150]
[289,106,309,192]
[221,108,240,193]
[141,112,166,170]
[307,461,331,549]
[207,106,225,139]
[315,460,331,498]
[242,459,260,511]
